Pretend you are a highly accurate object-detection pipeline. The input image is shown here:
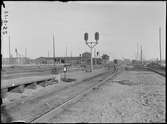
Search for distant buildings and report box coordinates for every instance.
[2,52,110,66]
[34,57,81,65]
[81,52,91,64]
[33,52,108,65]
[123,59,131,65]
[2,57,31,66]
[81,52,105,65]
[102,54,110,64]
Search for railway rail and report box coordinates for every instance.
[2,65,120,123]
[125,64,165,77]
[2,65,102,80]
[1,68,105,98]
[4,64,161,123]
[145,67,166,77]
[29,67,121,123]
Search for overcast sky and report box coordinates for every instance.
[1,1,166,60]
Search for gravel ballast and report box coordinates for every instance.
[49,70,165,123]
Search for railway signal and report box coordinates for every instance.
[95,32,99,43]
[84,32,88,42]
[84,32,99,72]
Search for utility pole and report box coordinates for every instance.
[140,45,142,64]
[24,48,26,64]
[25,48,27,58]
[66,47,67,57]
[71,50,72,64]
[137,42,139,61]
[9,33,11,64]
[15,48,17,64]
[80,53,82,64]
[159,27,162,65]
[25,48,27,64]
[66,46,67,63]
[53,33,55,66]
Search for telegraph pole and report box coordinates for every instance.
[25,48,27,64]
[71,50,72,64]
[66,46,67,62]
[24,48,27,64]
[9,33,11,64]
[140,45,142,64]
[25,48,27,58]
[159,27,162,65]
[66,47,67,57]
[53,33,55,66]
[137,42,139,61]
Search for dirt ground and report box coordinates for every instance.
[48,70,166,123]
[2,68,105,105]
[2,68,107,122]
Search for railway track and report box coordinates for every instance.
[125,65,165,77]
[2,65,120,123]
[5,65,161,123]
[3,69,112,122]
[2,66,100,80]
[145,67,165,77]
[28,67,121,123]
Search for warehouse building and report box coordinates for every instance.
[34,52,106,65]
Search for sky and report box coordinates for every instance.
[1,1,166,60]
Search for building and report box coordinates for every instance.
[81,52,91,64]
[34,52,103,65]
[123,59,131,65]
[34,57,81,65]
[2,57,31,66]
[34,57,54,64]
[81,52,102,65]
[102,54,110,64]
